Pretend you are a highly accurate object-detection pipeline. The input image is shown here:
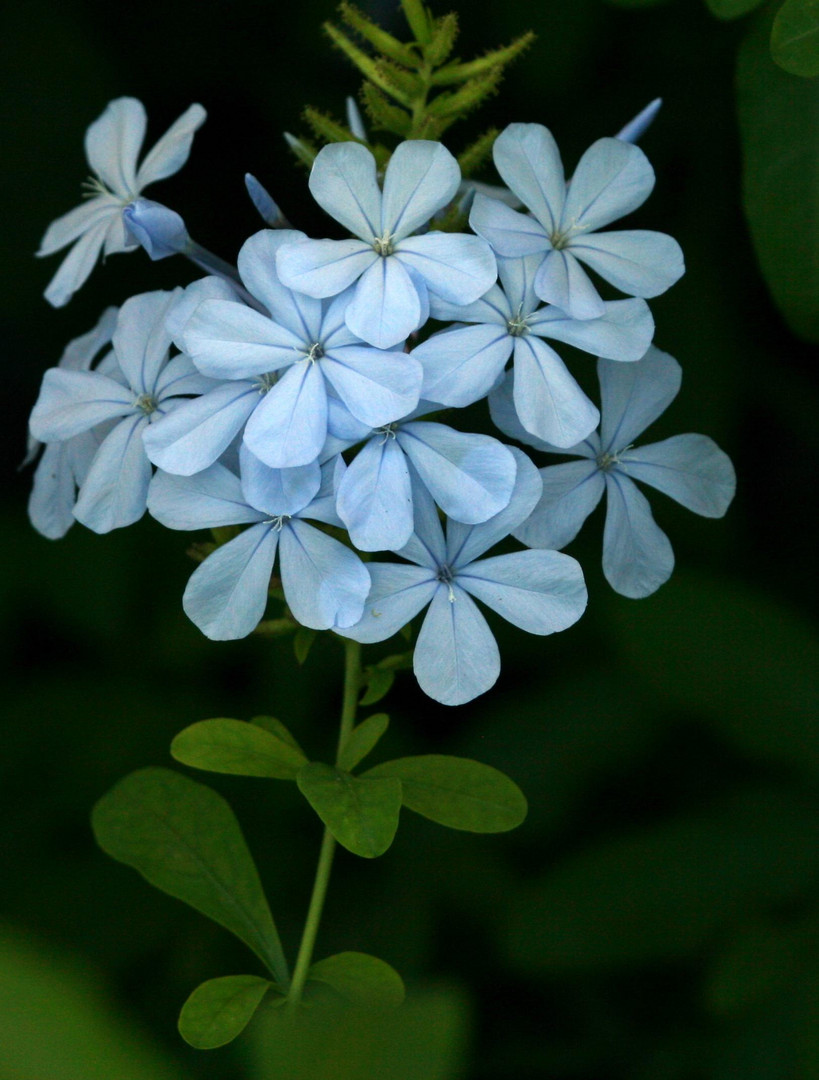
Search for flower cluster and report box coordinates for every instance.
[27,97,735,705]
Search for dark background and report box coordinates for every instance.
[1,0,818,1077]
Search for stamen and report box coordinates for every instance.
[306,342,324,362]
[133,393,158,415]
[436,564,457,603]
[506,303,529,337]
[255,372,278,394]
[373,233,394,257]
[376,423,398,443]
[266,515,291,531]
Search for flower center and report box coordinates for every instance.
[373,233,394,257]
[133,393,158,415]
[375,423,398,443]
[255,372,278,394]
[305,342,324,362]
[436,564,457,603]
[506,305,529,337]
[549,230,570,250]
[266,515,291,531]
[597,444,633,471]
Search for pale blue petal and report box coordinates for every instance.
[319,287,360,348]
[562,138,654,234]
[396,474,447,568]
[154,353,216,400]
[37,195,119,257]
[237,230,322,338]
[488,370,601,458]
[113,290,178,393]
[85,97,145,196]
[528,297,654,362]
[166,276,239,352]
[55,306,118,372]
[183,523,278,640]
[446,446,541,566]
[279,518,370,629]
[186,299,304,380]
[618,434,736,517]
[513,460,605,550]
[298,457,345,528]
[29,369,133,442]
[570,230,685,299]
[326,391,373,443]
[492,123,566,234]
[599,347,681,451]
[469,194,550,258]
[148,462,265,530]
[135,103,207,189]
[28,438,94,539]
[43,218,113,308]
[381,140,461,239]
[336,436,413,552]
[602,471,674,598]
[337,562,437,644]
[496,252,543,313]
[533,249,606,319]
[513,336,600,448]
[243,360,327,468]
[344,256,423,349]
[239,443,321,517]
[427,282,510,325]
[308,141,382,239]
[276,238,375,298]
[414,323,511,407]
[346,97,368,141]
[322,344,422,427]
[73,415,150,532]
[397,421,516,524]
[395,232,496,305]
[414,585,500,706]
[245,173,282,226]
[143,381,258,474]
[458,549,587,634]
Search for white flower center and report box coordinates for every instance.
[305,342,324,363]
[436,564,457,603]
[373,233,395,257]
[133,393,158,415]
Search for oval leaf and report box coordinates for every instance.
[771,0,819,76]
[251,715,305,753]
[308,952,405,1007]
[359,668,395,707]
[92,768,289,986]
[171,718,307,779]
[297,763,402,858]
[363,755,527,833]
[338,713,389,772]
[178,975,273,1049]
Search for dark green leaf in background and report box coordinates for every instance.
[738,10,819,340]
[91,768,289,986]
[704,0,765,19]
[297,763,402,858]
[772,0,819,76]
[338,713,389,772]
[364,755,527,833]
[308,951,405,1007]
[178,975,273,1049]
[171,718,307,779]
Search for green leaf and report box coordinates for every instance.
[338,713,389,772]
[738,11,819,341]
[178,975,273,1049]
[705,921,804,1016]
[324,24,414,105]
[771,0,819,75]
[364,755,527,833]
[704,0,764,18]
[251,715,305,755]
[400,0,434,46]
[426,70,502,119]
[297,763,401,858]
[431,32,535,84]
[293,626,318,664]
[358,665,395,706]
[425,13,459,67]
[308,952,405,1007]
[360,84,411,137]
[338,2,419,66]
[92,768,289,985]
[171,718,308,780]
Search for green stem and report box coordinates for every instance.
[287,638,362,1008]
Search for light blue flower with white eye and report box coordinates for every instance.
[26,307,119,539]
[147,450,370,640]
[158,228,423,472]
[337,448,587,706]
[414,251,655,448]
[37,98,206,307]
[336,408,518,552]
[469,123,684,321]
[28,290,215,533]
[491,347,736,598]
[275,140,497,349]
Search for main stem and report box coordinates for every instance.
[287,639,362,1007]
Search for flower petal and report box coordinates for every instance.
[598,346,681,451]
[395,232,496,305]
[239,444,322,517]
[458,549,587,634]
[85,97,146,196]
[562,137,654,234]
[602,471,674,598]
[414,323,511,408]
[414,585,500,706]
[280,518,371,629]
[513,460,605,550]
[28,437,93,539]
[528,297,654,362]
[183,523,278,639]
[309,141,382,239]
[237,229,323,338]
[619,433,736,517]
[186,299,304,380]
[512,335,600,449]
[533,249,606,320]
[492,123,566,234]
[42,218,112,308]
[113,290,178,393]
[336,435,413,552]
[337,562,437,644]
[73,415,150,532]
[275,238,375,299]
[344,256,423,349]
[136,103,207,189]
[29,368,134,442]
[469,194,550,258]
[489,369,600,458]
[570,230,685,299]
[148,462,265,530]
[37,195,120,257]
[381,140,461,239]
[243,360,327,468]
[321,344,422,427]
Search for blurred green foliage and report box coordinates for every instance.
[1,0,817,1077]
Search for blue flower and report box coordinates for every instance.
[29,290,214,533]
[147,229,423,473]
[491,347,736,598]
[148,450,371,640]
[338,449,587,705]
[413,251,655,447]
[37,98,206,307]
[275,141,497,348]
[469,123,684,320]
